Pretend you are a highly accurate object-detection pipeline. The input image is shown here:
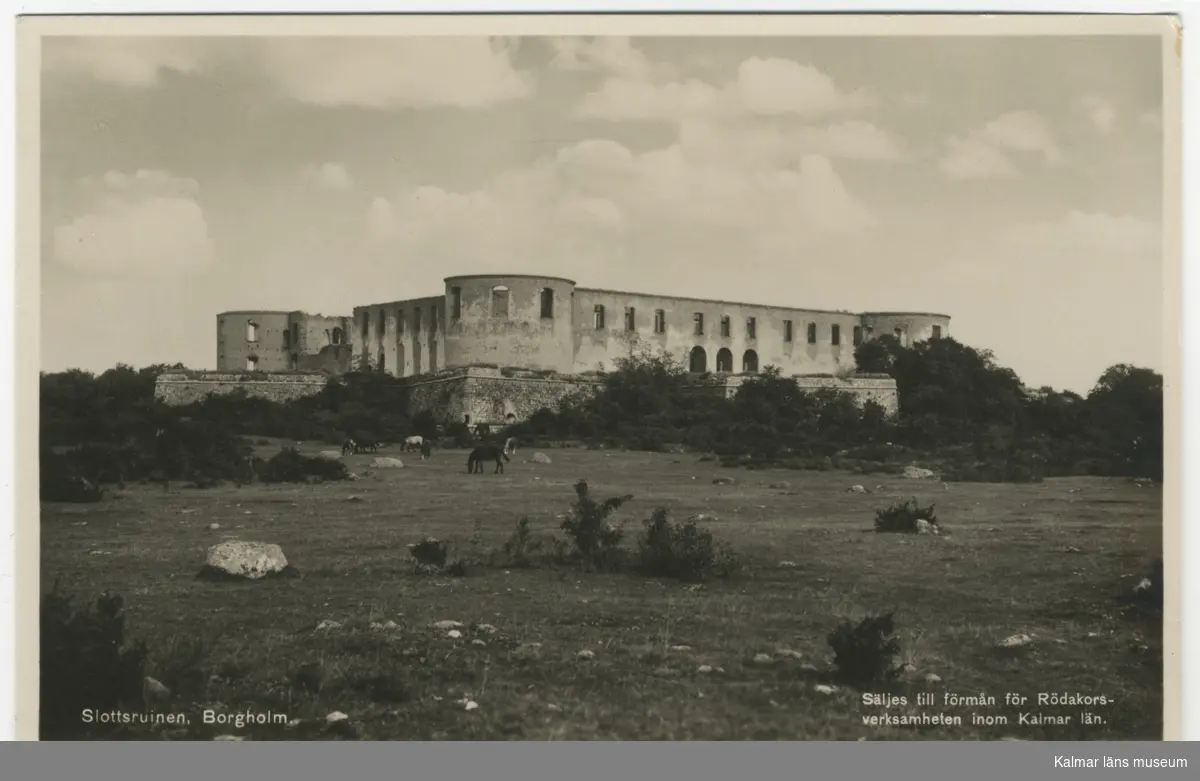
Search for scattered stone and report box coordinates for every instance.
[286,718,303,728]
[847,485,867,494]
[924,673,943,684]
[546,703,562,712]
[213,735,245,741]
[471,639,486,647]
[576,649,596,660]
[462,700,479,712]
[475,623,499,634]
[532,452,552,464]
[433,620,464,630]
[752,653,773,665]
[317,450,342,460]
[369,621,384,631]
[447,630,463,639]
[713,477,736,485]
[690,513,720,523]
[372,457,404,469]
[382,620,399,631]
[325,711,349,724]
[1063,546,1082,553]
[902,466,937,480]
[179,509,196,515]
[143,676,171,704]
[697,665,714,674]
[778,560,799,569]
[208,523,221,530]
[799,663,820,674]
[814,684,838,695]
[1133,578,1153,594]
[915,519,933,534]
[347,495,363,502]
[996,633,1033,649]
[775,649,804,660]
[314,620,342,632]
[199,540,291,580]
[767,482,790,490]
[669,645,692,653]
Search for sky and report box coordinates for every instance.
[38,34,1167,394]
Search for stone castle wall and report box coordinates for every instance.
[154,372,330,406]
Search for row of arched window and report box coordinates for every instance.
[690,346,758,374]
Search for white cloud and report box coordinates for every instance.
[938,136,1018,180]
[938,110,1059,179]
[548,36,673,81]
[576,57,871,122]
[52,169,217,276]
[255,37,533,109]
[299,163,353,191]
[42,37,209,87]
[1080,96,1117,135]
[677,119,907,165]
[1006,211,1161,255]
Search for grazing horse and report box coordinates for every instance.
[403,435,423,453]
[341,438,357,457]
[356,440,379,454]
[420,441,433,460]
[467,444,510,474]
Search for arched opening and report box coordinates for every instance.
[246,321,258,342]
[715,348,733,373]
[540,287,554,318]
[505,413,517,424]
[491,286,510,318]
[689,346,707,373]
[331,327,344,345]
[742,349,759,373]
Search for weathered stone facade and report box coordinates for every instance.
[155,372,329,406]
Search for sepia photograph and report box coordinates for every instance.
[17,13,1179,742]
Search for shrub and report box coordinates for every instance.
[874,498,940,534]
[560,479,632,571]
[410,537,448,568]
[827,612,901,688]
[494,516,544,568]
[256,447,348,484]
[635,508,739,582]
[41,584,149,739]
[40,450,106,503]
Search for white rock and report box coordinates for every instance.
[471,639,486,647]
[208,523,220,530]
[372,457,404,469]
[203,540,289,580]
[315,620,342,632]
[996,633,1033,648]
[532,452,552,464]
[213,734,245,741]
[775,649,804,660]
[1134,578,1153,593]
[577,649,596,660]
[286,718,302,728]
[669,645,692,653]
[326,711,349,724]
[447,630,463,639]
[847,485,867,494]
[317,450,342,460]
[463,700,479,711]
[382,620,399,631]
[814,684,838,695]
[697,665,714,674]
[475,623,499,634]
[433,620,464,630]
[778,560,798,568]
[902,466,936,480]
[753,653,773,664]
[924,673,943,684]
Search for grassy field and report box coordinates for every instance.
[39,441,1164,740]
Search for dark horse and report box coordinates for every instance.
[467,444,510,474]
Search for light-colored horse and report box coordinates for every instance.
[404,435,424,453]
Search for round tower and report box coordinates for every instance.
[442,274,576,372]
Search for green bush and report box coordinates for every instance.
[827,613,901,688]
[256,447,349,483]
[560,480,631,571]
[874,498,940,534]
[635,508,738,582]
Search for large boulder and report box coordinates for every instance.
[198,541,296,581]
[372,457,405,468]
[531,452,552,464]
[317,450,343,460]
[902,466,937,480]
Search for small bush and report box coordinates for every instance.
[874,498,940,534]
[560,479,632,571]
[494,516,544,568]
[256,447,349,484]
[635,508,739,582]
[41,584,149,739]
[410,537,448,568]
[827,612,901,688]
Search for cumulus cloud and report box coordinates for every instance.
[42,37,210,87]
[299,162,353,191]
[938,110,1059,179]
[548,36,673,81]
[255,37,532,109]
[364,129,874,284]
[1080,96,1117,135]
[52,169,217,276]
[1006,211,1161,255]
[576,56,871,122]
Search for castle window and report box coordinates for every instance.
[431,307,438,332]
[624,306,635,332]
[746,317,757,340]
[451,287,462,320]
[742,349,759,373]
[414,308,422,333]
[853,326,863,346]
[378,310,386,337]
[246,321,259,342]
[291,323,299,347]
[290,354,299,370]
[807,323,817,344]
[594,305,606,330]
[716,348,733,373]
[332,327,344,345]
[397,311,405,336]
[784,320,793,342]
[378,351,386,373]
[491,286,510,318]
[693,313,704,336]
[720,315,731,338]
[654,309,666,334]
[246,355,258,371]
[689,346,707,373]
[894,327,904,346]
[361,313,368,342]
[832,324,841,346]
[283,330,291,349]
[540,288,554,319]
[932,325,942,339]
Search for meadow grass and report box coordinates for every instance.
[40,441,1163,740]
